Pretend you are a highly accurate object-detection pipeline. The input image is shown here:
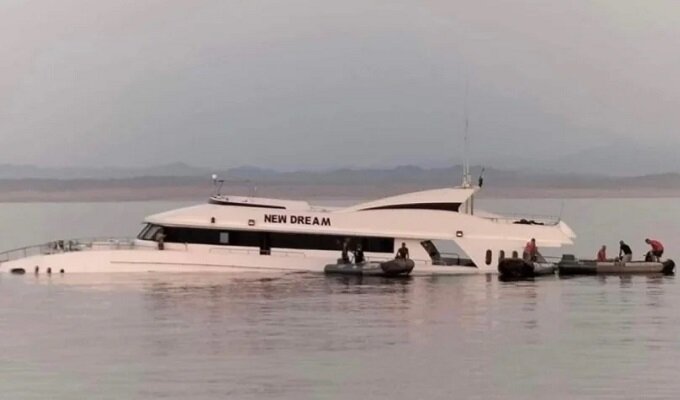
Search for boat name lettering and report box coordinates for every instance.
[264,214,331,226]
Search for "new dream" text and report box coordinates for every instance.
[264,214,331,226]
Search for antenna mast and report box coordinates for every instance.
[462,78,472,188]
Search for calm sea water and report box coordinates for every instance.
[1,198,679,399]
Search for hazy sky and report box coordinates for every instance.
[1,0,679,169]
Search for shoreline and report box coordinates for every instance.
[1,183,680,202]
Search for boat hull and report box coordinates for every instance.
[1,248,480,276]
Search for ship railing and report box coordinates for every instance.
[209,247,261,256]
[0,237,137,264]
[271,250,307,258]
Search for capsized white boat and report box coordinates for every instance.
[0,184,575,275]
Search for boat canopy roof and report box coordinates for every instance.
[146,187,477,228]
[340,187,476,213]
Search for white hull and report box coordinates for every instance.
[0,247,482,276]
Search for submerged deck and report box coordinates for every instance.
[0,238,138,264]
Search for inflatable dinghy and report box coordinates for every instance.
[558,254,675,275]
[498,258,556,279]
[324,258,415,277]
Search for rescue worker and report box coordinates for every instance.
[354,244,365,264]
[597,245,607,262]
[396,242,409,259]
[523,238,538,262]
[341,239,351,264]
[155,229,166,251]
[619,240,633,263]
[645,238,664,262]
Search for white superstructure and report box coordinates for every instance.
[0,186,575,275]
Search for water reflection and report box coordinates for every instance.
[322,275,413,295]
[3,272,680,400]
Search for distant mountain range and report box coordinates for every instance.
[1,163,680,202]
[0,163,558,184]
[1,163,680,190]
[0,162,209,180]
[2,137,678,180]
[483,141,680,177]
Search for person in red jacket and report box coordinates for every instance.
[645,238,664,261]
[597,245,607,262]
[523,238,538,262]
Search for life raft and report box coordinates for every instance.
[324,258,415,277]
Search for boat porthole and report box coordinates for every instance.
[47,267,52,275]
[485,250,492,265]
[60,269,65,274]
[512,251,519,259]
[499,250,505,261]
[34,266,39,274]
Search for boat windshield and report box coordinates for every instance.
[421,240,476,267]
[137,224,163,241]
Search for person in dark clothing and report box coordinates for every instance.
[155,229,166,251]
[341,239,351,264]
[396,243,409,259]
[353,244,365,264]
[619,240,632,263]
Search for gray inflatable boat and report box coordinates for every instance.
[498,258,556,279]
[558,254,675,275]
[324,258,415,277]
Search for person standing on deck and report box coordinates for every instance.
[645,238,664,262]
[155,229,166,251]
[619,240,633,263]
[523,238,538,262]
[597,245,607,262]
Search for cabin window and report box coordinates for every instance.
[363,237,395,253]
[360,202,462,212]
[512,251,519,259]
[421,240,442,262]
[156,226,395,253]
[165,227,219,244]
[268,233,393,253]
[485,250,492,265]
[259,233,271,255]
[499,250,505,261]
[219,232,230,244]
[137,224,151,239]
[230,231,261,247]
